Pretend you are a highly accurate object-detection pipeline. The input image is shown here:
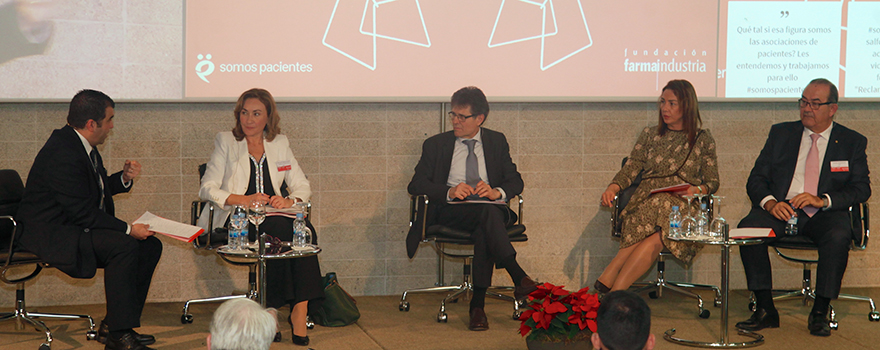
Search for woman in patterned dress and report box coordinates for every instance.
[596,79,720,293]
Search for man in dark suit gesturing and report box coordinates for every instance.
[407,86,537,331]
[16,90,162,350]
[735,79,870,336]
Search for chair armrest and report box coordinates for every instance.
[410,195,429,242]
[611,194,620,238]
[191,200,214,249]
[852,202,870,251]
[1,215,16,268]
[0,215,42,285]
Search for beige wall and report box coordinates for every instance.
[1,100,878,307]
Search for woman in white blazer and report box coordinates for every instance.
[198,88,321,347]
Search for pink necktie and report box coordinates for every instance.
[803,133,820,217]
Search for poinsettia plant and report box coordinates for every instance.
[519,282,600,343]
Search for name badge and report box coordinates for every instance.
[276,160,292,172]
[830,160,849,172]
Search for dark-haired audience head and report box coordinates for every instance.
[208,298,276,350]
[658,79,702,147]
[232,88,281,142]
[591,290,654,350]
[450,86,489,139]
[67,89,116,146]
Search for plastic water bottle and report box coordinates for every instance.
[293,213,311,247]
[240,223,250,248]
[696,203,709,236]
[786,212,798,236]
[669,206,682,238]
[228,206,245,250]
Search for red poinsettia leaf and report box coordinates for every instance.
[546,301,568,314]
[519,322,532,336]
[585,310,597,318]
[520,309,535,321]
[587,319,598,333]
[531,311,543,324]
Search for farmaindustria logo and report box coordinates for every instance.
[195,54,214,83]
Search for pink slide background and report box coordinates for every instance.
[185,0,719,99]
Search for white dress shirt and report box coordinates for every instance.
[446,128,506,201]
[760,122,833,210]
[74,128,132,234]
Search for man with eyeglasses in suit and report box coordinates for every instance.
[735,78,870,337]
[407,86,537,331]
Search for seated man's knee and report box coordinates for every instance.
[823,228,852,252]
[479,205,504,222]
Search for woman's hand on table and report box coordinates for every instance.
[226,193,270,207]
[269,195,295,209]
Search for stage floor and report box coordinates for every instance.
[2,288,880,349]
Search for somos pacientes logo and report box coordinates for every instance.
[195,54,214,83]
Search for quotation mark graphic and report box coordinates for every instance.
[196,54,214,83]
[780,11,789,18]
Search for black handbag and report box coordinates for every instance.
[309,272,360,327]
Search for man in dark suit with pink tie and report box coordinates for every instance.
[735,79,871,337]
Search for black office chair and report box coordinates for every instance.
[611,158,721,319]
[747,202,878,329]
[398,194,527,322]
[180,163,257,323]
[0,169,97,350]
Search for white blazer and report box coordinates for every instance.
[197,131,310,231]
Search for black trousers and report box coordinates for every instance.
[91,230,162,331]
[738,207,851,299]
[435,203,518,288]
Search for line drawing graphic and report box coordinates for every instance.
[323,0,431,70]
[488,0,593,70]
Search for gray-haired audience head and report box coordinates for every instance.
[208,298,277,350]
[592,290,655,350]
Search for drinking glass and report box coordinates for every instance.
[680,195,697,238]
[709,196,727,241]
[248,199,266,239]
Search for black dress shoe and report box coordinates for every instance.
[808,311,831,337]
[469,307,489,331]
[292,334,310,346]
[735,308,780,331]
[288,314,309,345]
[104,332,156,350]
[97,321,156,346]
[514,276,539,301]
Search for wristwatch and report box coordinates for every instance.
[822,196,830,209]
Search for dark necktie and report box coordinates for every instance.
[463,139,479,187]
[90,148,105,211]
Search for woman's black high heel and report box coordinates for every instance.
[290,315,309,346]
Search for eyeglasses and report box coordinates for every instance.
[448,111,477,121]
[798,98,834,110]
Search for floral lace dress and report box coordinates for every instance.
[611,126,720,263]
